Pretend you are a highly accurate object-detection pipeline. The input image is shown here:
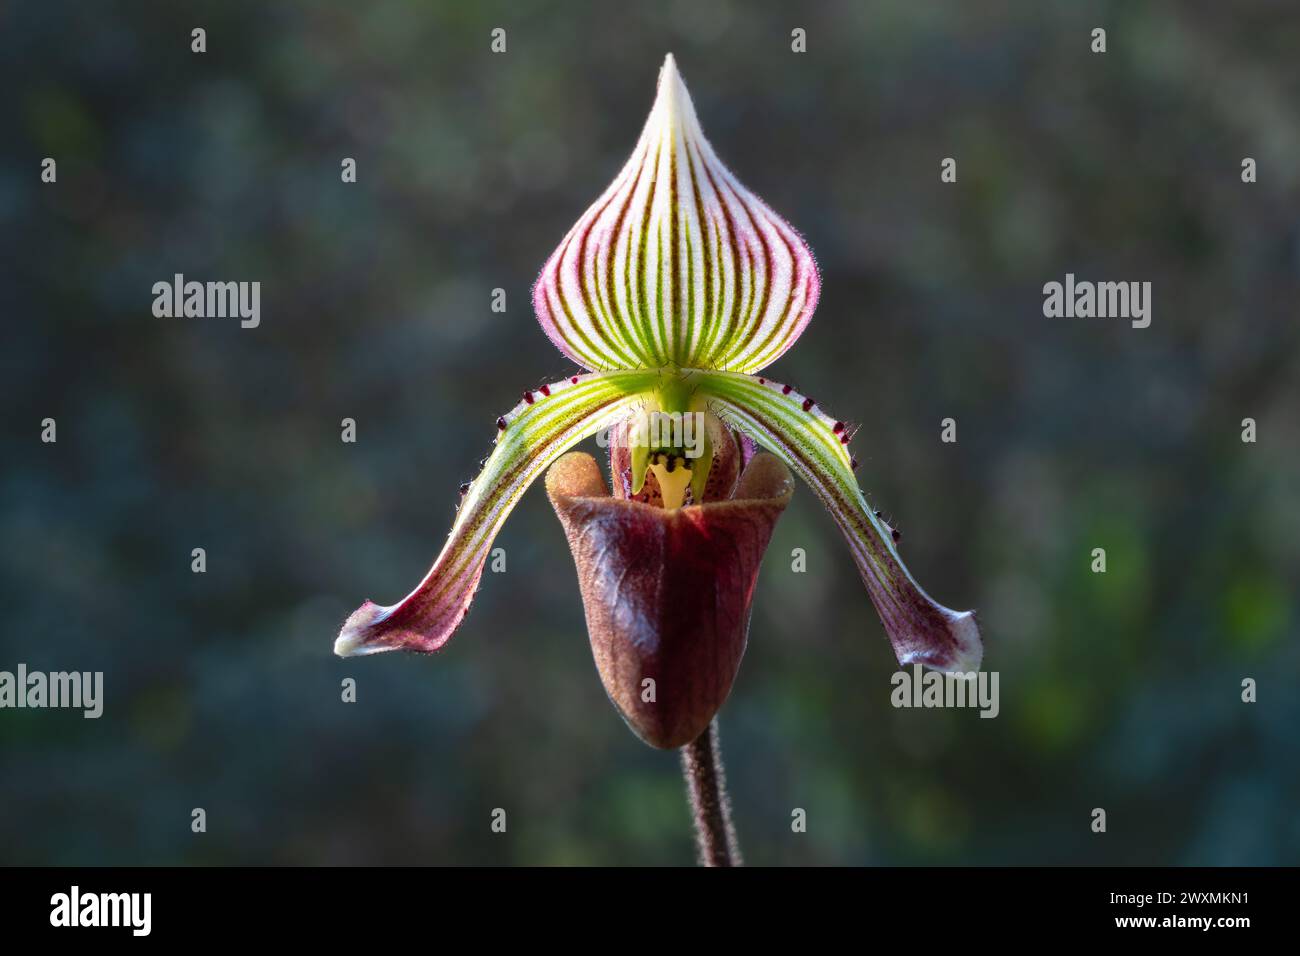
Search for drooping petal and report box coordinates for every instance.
[696,370,982,673]
[533,54,820,374]
[335,369,659,656]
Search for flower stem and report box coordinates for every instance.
[679,719,742,866]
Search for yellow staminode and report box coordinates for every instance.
[649,453,694,510]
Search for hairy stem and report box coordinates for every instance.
[679,719,741,866]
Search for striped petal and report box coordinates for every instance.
[335,369,659,656]
[696,370,982,674]
[533,54,820,374]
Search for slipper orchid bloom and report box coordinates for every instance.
[334,54,981,747]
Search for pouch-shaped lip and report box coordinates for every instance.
[546,451,793,748]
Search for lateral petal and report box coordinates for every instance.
[335,370,659,656]
[697,370,982,673]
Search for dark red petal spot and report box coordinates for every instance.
[571,376,580,384]
[833,421,845,434]
[497,417,507,431]
[802,397,815,412]
[781,384,792,395]
[523,391,535,405]
[758,377,766,385]
[540,384,551,396]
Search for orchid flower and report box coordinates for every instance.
[334,55,982,748]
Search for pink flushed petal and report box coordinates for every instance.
[532,54,820,373]
[334,555,488,656]
[838,509,983,673]
[333,369,660,657]
[697,369,983,675]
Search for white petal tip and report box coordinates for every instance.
[333,630,375,657]
[332,632,364,657]
[892,609,983,675]
[333,602,392,657]
[942,611,984,674]
[655,52,689,119]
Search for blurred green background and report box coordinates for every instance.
[2,0,1297,865]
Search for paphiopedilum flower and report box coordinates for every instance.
[335,55,982,740]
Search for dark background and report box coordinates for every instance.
[1,0,1297,865]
